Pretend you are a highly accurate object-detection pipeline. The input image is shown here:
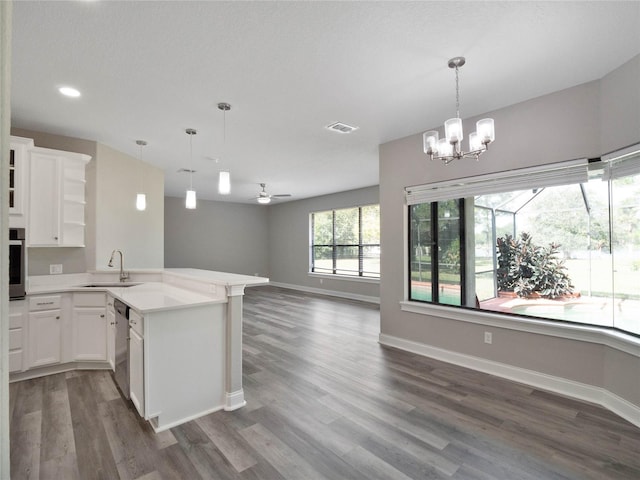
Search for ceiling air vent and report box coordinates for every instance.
[177,168,196,173]
[325,122,359,134]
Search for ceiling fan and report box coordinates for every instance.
[254,183,291,204]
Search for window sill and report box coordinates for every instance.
[308,273,380,284]
[399,300,640,358]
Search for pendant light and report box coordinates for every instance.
[135,140,147,211]
[217,102,231,195]
[423,57,495,164]
[185,128,197,209]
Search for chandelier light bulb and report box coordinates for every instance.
[444,117,463,144]
[468,132,482,153]
[423,131,439,155]
[476,118,495,144]
[257,196,271,205]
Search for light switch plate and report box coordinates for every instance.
[50,264,63,275]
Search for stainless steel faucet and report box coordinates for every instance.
[108,249,129,282]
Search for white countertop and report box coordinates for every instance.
[108,282,224,314]
[26,268,269,313]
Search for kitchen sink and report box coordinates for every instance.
[78,282,142,288]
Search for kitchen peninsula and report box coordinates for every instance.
[13,268,268,432]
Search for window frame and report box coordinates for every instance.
[310,204,380,279]
[404,150,640,339]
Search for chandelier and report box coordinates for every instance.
[423,57,495,164]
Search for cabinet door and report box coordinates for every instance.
[107,305,116,370]
[72,307,107,361]
[129,328,145,417]
[28,152,61,246]
[9,137,32,226]
[29,310,62,368]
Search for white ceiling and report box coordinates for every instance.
[10,1,640,204]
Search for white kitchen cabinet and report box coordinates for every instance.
[28,309,62,368]
[28,146,90,247]
[106,296,116,370]
[9,136,33,228]
[9,300,27,373]
[129,325,144,417]
[28,294,64,368]
[72,292,107,362]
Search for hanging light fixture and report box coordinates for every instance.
[423,57,495,164]
[217,102,231,195]
[135,140,147,211]
[185,128,197,209]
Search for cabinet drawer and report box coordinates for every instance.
[29,295,61,311]
[9,350,22,373]
[129,309,144,336]
[73,292,106,307]
[9,329,22,350]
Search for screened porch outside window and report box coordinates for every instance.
[407,150,640,336]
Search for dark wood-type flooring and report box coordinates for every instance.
[10,285,640,479]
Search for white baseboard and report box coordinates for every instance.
[9,361,110,383]
[224,389,247,411]
[268,281,380,304]
[379,333,640,429]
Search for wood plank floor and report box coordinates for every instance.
[10,285,640,479]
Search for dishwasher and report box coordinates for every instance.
[113,299,130,399]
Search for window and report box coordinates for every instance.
[407,151,640,337]
[311,205,380,278]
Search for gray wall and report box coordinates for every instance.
[268,185,379,300]
[164,196,269,277]
[379,55,640,407]
[94,143,164,270]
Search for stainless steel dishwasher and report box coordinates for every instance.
[113,299,130,399]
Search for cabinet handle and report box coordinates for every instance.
[100,314,105,318]
[110,322,115,326]
[55,316,60,320]
[54,236,59,240]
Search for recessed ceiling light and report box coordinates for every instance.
[58,86,81,98]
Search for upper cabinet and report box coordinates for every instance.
[9,136,34,228]
[27,145,91,247]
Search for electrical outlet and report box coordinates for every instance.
[484,331,493,344]
[319,278,323,284]
[50,264,63,275]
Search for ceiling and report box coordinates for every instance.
[10,1,640,204]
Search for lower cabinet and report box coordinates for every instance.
[29,309,62,368]
[72,293,107,362]
[129,327,144,417]
[9,300,27,373]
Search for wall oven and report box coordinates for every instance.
[9,228,26,299]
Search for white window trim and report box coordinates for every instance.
[309,203,381,280]
[399,300,640,358]
[403,147,640,350]
[308,272,380,284]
